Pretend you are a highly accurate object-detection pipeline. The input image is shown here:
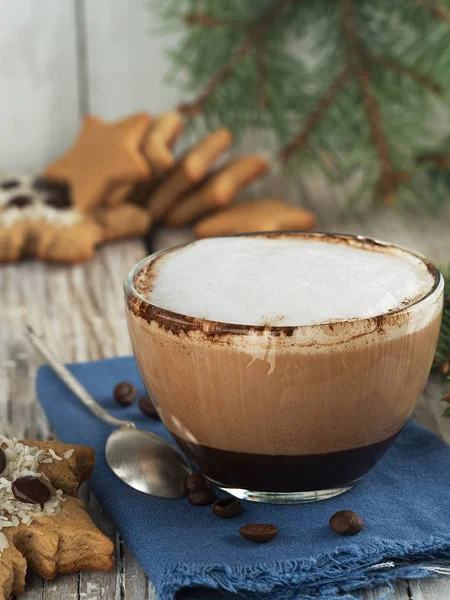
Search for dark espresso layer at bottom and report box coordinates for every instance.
[172,430,402,492]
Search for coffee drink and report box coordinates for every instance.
[125,233,443,502]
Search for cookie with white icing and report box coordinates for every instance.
[0,437,114,599]
[0,173,153,263]
[0,174,103,263]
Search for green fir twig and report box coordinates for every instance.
[153,0,450,211]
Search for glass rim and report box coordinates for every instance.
[124,231,443,333]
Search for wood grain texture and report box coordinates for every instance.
[0,0,80,171]
[0,240,145,600]
[1,223,449,599]
[83,0,181,118]
[409,577,450,599]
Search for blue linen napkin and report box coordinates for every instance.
[36,356,450,600]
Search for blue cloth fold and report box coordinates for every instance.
[36,356,450,600]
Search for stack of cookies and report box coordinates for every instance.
[0,112,316,264]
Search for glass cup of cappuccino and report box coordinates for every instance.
[124,233,443,503]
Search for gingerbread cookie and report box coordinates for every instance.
[20,440,95,495]
[0,437,114,600]
[45,114,151,212]
[96,203,152,243]
[146,128,234,222]
[0,174,103,263]
[104,181,137,207]
[194,197,317,238]
[166,155,269,227]
[143,112,184,174]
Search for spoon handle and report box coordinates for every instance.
[26,326,135,430]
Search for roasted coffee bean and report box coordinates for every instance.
[113,382,137,406]
[44,191,72,209]
[239,523,278,543]
[12,476,51,509]
[1,179,19,190]
[0,448,5,476]
[186,472,207,492]
[211,497,242,518]
[138,396,160,419]
[329,510,364,536]
[33,176,67,193]
[188,485,216,506]
[7,195,33,208]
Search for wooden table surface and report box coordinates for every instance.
[1,210,450,600]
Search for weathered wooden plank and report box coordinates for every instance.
[82,0,181,118]
[408,577,450,599]
[0,241,146,599]
[122,540,149,600]
[363,581,408,599]
[79,488,119,600]
[318,204,450,264]
[0,0,80,171]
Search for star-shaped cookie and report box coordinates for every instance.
[45,114,151,212]
[0,439,114,600]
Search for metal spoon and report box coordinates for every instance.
[25,327,190,498]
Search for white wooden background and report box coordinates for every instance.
[0,0,181,172]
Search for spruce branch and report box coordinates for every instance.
[417,153,450,168]
[257,43,270,109]
[341,0,402,204]
[158,0,450,210]
[280,0,446,205]
[367,54,443,95]
[412,0,450,26]
[280,69,352,160]
[182,14,237,28]
[178,0,300,116]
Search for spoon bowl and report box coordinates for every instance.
[26,327,191,499]
[106,426,190,498]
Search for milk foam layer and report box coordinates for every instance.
[147,236,434,326]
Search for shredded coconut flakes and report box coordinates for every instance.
[0,436,74,551]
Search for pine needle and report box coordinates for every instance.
[152,0,450,210]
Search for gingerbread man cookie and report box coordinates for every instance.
[95,203,152,243]
[166,155,269,227]
[0,437,114,600]
[105,112,186,208]
[0,174,154,263]
[143,112,184,175]
[0,174,102,263]
[194,197,317,238]
[146,128,234,222]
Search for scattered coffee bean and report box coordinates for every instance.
[239,523,278,543]
[44,191,72,209]
[113,382,137,407]
[186,472,207,492]
[7,195,33,208]
[211,497,242,518]
[1,179,19,190]
[33,176,67,193]
[329,510,364,536]
[0,448,5,476]
[188,485,216,506]
[138,396,160,419]
[12,476,51,509]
